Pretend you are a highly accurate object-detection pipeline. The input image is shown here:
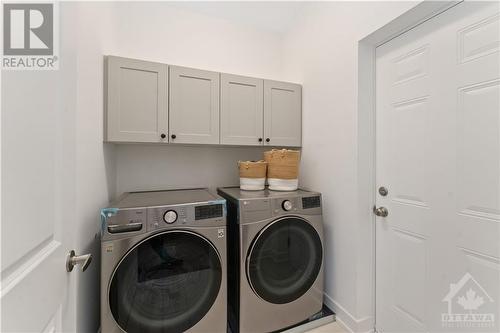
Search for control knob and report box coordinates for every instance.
[282,200,293,211]
[163,210,178,224]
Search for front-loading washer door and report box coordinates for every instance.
[247,217,323,304]
[109,230,222,333]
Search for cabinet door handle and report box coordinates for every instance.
[258,138,263,142]
[160,133,166,139]
[171,134,176,139]
[266,138,270,143]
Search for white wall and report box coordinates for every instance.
[106,2,285,79]
[116,145,268,194]
[70,3,118,332]
[281,2,418,331]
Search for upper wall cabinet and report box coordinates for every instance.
[169,66,220,145]
[105,56,302,146]
[264,80,302,147]
[106,56,168,143]
[221,74,264,145]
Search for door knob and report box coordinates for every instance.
[373,206,389,217]
[66,250,92,272]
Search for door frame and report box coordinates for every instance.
[356,1,461,331]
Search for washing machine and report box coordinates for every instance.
[217,187,324,333]
[100,189,227,333]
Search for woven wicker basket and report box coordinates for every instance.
[238,160,267,191]
[264,149,300,191]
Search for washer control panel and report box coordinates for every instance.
[163,210,178,224]
[147,203,224,231]
[149,206,188,230]
[282,200,293,211]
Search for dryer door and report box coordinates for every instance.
[247,217,323,304]
[109,230,222,333]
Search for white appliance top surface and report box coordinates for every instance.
[218,186,319,200]
[111,189,223,208]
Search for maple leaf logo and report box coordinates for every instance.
[457,289,484,312]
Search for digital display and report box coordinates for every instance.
[302,196,321,209]
[195,204,223,220]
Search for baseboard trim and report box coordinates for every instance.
[324,294,374,333]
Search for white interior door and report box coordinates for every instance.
[1,55,79,332]
[375,2,500,332]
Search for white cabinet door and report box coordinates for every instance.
[221,74,263,145]
[106,56,168,143]
[375,2,499,332]
[169,66,220,144]
[264,80,302,147]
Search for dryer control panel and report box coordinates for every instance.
[271,195,322,216]
[236,194,322,220]
[273,198,299,214]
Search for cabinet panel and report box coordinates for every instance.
[264,80,302,147]
[106,56,168,142]
[221,74,264,145]
[169,66,220,144]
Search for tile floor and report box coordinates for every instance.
[304,321,347,333]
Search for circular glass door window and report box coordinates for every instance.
[247,217,322,304]
[109,231,222,333]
